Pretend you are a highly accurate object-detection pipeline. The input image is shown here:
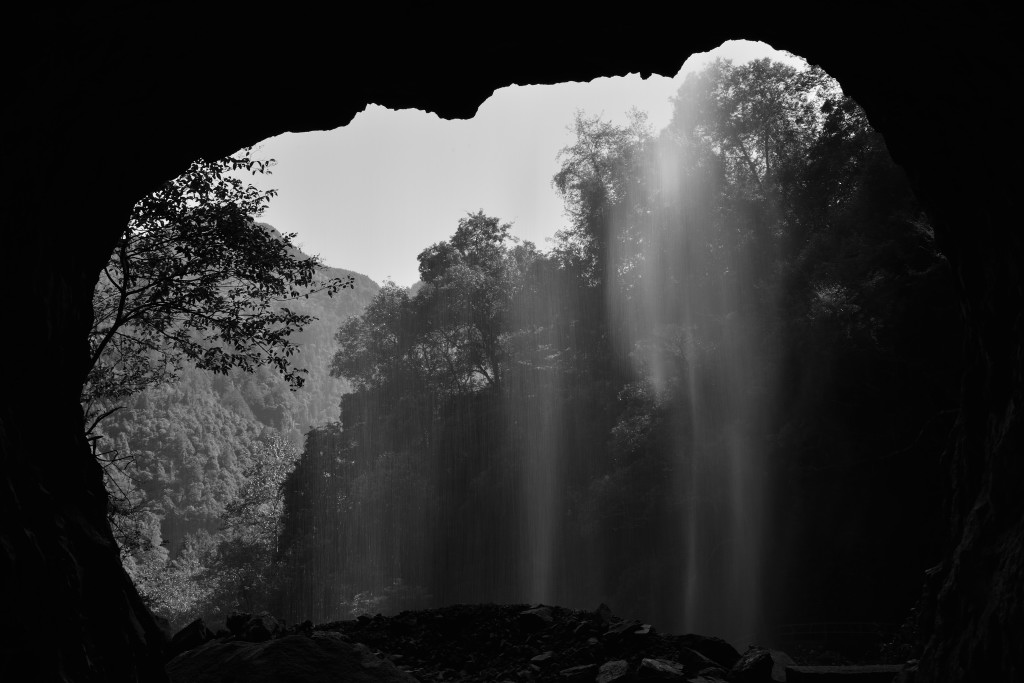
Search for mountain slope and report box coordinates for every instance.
[95,232,380,561]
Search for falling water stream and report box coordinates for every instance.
[604,142,776,645]
[282,144,776,648]
[278,60,792,648]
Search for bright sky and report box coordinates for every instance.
[236,40,806,287]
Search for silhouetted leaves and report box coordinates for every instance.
[86,149,354,407]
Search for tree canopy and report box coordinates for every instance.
[85,150,353,409]
[332,211,537,396]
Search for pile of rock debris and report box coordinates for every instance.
[165,604,896,682]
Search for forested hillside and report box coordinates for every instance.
[92,246,379,625]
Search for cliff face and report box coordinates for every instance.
[2,8,1019,681]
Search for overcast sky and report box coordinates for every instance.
[236,40,806,286]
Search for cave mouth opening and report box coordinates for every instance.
[95,39,955,659]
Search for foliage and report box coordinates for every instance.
[281,56,957,629]
[221,433,299,547]
[331,284,415,391]
[121,434,303,628]
[85,150,354,409]
[332,211,537,396]
[131,532,217,630]
[413,211,538,390]
[347,579,432,618]
[194,434,299,620]
[85,149,376,626]
[551,111,650,283]
[671,58,836,198]
[112,56,959,630]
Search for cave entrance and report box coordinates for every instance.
[96,39,954,657]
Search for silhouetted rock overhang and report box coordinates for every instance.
[2,8,1019,682]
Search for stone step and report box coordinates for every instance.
[785,665,903,682]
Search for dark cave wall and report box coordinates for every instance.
[2,8,1019,681]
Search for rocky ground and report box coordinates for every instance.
[165,604,908,682]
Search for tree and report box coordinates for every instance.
[199,433,300,617]
[222,433,301,550]
[670,58,835,202]
[85,150,355,618]
[331,211,533,397]
[551,111,650,284]
[85,149,353,411]
[331,283,415,392]
[414,211,533,391]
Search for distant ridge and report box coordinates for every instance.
[257,221,380,290]
[99,222,381,562]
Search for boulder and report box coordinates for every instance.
[675,634,741,670]
[767,649,794,682]
[604,619,648,640]
[518,606,555,632]
[727,647,773,683]
[166,619,215,661]
[678,647,728,678]
[166,634,417,682]
[598,659,631,683]
[561,664,598,680]
[574,620,594,637]
[638,657,686,679]
[596,603,618,625]
[240,613,284,642]
[726,647,793,683]
[226,612,252,636]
